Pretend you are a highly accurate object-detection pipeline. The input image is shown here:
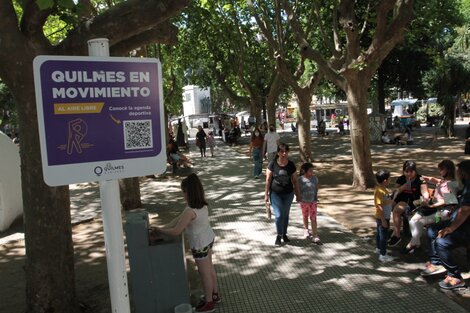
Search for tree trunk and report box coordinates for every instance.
[266,95,276,127]
[296,92,312,162]
[377,66,386,114]
[249,99,262,127]
[440,95,456,137]
[265,75,284,127]
[119,177,142,210]
[15,65,78,312]
[345,78,376,190]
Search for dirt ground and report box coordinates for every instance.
[1,122,470,312]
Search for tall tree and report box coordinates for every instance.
[376,0,463,110]
[0,0,188,311]
[282,0,414,189]
[178,0,284,124]
[248,0,323,162]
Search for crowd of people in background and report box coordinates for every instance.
[156,115,470,313]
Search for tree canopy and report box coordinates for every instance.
[0,1,188,311]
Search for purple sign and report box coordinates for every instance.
[36,58,162,166]
[34,56,167,186]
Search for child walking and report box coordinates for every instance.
[298,163,322,244]
[206,131,216,157]
[150,173,220,312]
[374,170,394,263]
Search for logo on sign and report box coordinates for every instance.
[94,163,125,177]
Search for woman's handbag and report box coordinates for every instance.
[265,202,272,220]
[196,138,201,147]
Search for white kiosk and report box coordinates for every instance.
[0,131,23,231]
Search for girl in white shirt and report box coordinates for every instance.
[151,173,219,312]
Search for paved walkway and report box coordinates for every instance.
[2,130,469,312]
[173,138,469,313]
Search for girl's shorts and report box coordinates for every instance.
[191,240,214,260]
[300,202,318,221]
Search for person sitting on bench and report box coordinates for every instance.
[421,160,470,290]
[402,160,458,254]
[317,119,326,136]
[167,138,193,171]
[388,160,430,247]
[381,131,399,144]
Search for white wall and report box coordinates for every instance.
[183,85,196,116]
[182,85,211,116]
[0,131,23,231]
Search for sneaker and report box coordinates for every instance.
[195,301,215,313]
[400,245,418,254]
[200,293,222,304]
[303,229,310,239]
[282,235,290,243]
[375,248,381,254]
[439,275,466,290]
[379,254,394,263]
[275,235,282,246]
[421,262,447,277]
[388,236,402,247]
[312,236,323,245]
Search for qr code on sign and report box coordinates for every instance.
[123,120,153,150]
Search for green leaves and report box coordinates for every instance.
[36,0,75,10]
[36,0,54,10]
[58,0,75,9]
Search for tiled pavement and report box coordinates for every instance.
[2,132,468,312]
[181,139,468,313]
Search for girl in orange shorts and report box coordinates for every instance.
[298,163,322,244]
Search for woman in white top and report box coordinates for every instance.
[403,160,458,254]
[151,173,219,313]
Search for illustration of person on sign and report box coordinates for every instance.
[67,118,88,155]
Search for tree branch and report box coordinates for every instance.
[78,0,98,19]
[56,0,188,55]
[209,64,250,105]
[110,22,178,56]
[374,0,397,38]
[248,0,280,53]
[275,54,302,94]
[20,0,54,46]
[312,0,335,53]
[332,1,341,54]
[365,0,414,71]
[306,69,323,95]
[281,0,345,89]
[339,0,360,63]
[0,1,30,78]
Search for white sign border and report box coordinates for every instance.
[33,55,167,186]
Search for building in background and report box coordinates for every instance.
[182,85,211,117]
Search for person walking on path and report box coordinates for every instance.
[206,131,216,158]
[196,125,208,157]
[374,170,394,262]
[249,128,264,178]
[262,124,280,163]
[421,160,470,290]
[176,119,187,148]
[298,162,322,244]
[389,160,429,247]
[150,173,220,312]
[264,143,300,246]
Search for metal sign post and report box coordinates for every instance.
[88,38,129,313]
